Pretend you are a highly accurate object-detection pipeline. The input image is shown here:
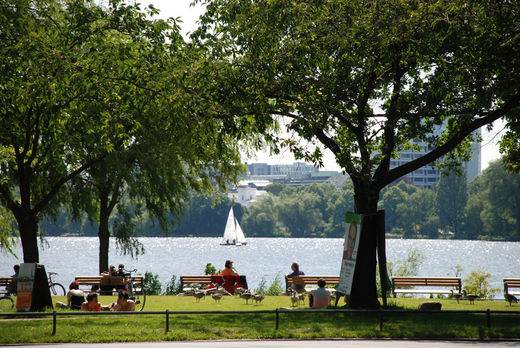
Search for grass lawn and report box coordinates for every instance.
[1,295,519,343]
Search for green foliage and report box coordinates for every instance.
[390,248,424,278]
[254,277,268,295]
[265,275,284,296]
[143,271,162,295]
[0,208,17,256]
[463,270,500,299]
[194,0,520,308]
[163,275,183,295]
[451,265,464,278]
[436,168,468,235]
[204,263,218,276]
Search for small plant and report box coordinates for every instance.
[143,271,162,295]
[451,264,463,277]
[163,275,182,295]
[204,263,218,275]
[392,248,424,277]
[265,274,284,296]
[255,277,268,295]
[463,270,499,299]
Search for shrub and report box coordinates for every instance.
[204,263,218,275]
[391,248,424,277]
[163,275,182,295]
[143,271,162,295]
[255,277,268,295]
[265,274,284,296]
[463,270,499,299]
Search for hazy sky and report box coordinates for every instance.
[138,0,504,171]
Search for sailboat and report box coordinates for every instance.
[220,207,247,246]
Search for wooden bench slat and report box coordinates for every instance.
[285,275,340,288]
[504,278,520,296]
[392,276,461,297]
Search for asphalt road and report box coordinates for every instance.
[13,340,520,348]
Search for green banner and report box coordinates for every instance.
[345,213,361,224]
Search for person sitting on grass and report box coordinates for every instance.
[111,290,135,312]
[81,293,111,311]
[56,281,85,310]
[308,278,331,308]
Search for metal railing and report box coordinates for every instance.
[1,308,520,336]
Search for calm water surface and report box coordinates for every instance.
[1,237,519,297]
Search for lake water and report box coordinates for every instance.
[1,237,519,298]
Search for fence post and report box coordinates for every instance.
[51,311,56,336]
[487,309,491,328]
[379,310,383,331]
[165,310,170,333]
[275,308,279,330]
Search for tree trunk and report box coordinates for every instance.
[98,191,111,274]
[17,211,40,263]
[349,180,382,309]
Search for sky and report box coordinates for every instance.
[138,0,504,172]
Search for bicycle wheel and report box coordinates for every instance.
[50,283,66,296]
[0,296,14,311]
[133,292,146,311]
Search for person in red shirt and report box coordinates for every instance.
[221,260,239,276]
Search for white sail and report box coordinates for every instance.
[222,208,237,244]
[221,207,247,246]
[234,219,246,244]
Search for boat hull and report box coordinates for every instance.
[220,242,247,246]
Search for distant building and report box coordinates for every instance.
[244,162,341,186]
[228,180,270,207]
[389,127,481,189]
[231,162,344,205]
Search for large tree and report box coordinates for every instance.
[0,0,178,262]
[436,167,467,236]
[195,0,520,307]
[63,12,244,273]
[480,160,520,241]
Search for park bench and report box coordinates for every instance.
[0,278,17,295]
[179,275,248,294]
[285,275,340,291]
[180,275,214,288]
[392,276,462,297]
[74,276,143,294]
[503,279,520,296]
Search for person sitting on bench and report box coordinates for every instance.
[7,265,19,294]
[286,261,305,292]
[308,278,330,308]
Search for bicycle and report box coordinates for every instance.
[47,272,66,296]
[121,269,146,311]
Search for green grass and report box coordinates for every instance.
[1,295,520,343]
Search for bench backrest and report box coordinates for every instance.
[0,278,16,287]
[286,275,340,285]
[180,276,213,284]
[504,279,520,289]
[392,277,461,287]
[75,276,143,286]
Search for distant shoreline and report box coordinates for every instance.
[42,235,518,242]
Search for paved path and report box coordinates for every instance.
[14,340,520,348]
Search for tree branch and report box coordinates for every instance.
[379,99,519,189]
[32,152,110,214]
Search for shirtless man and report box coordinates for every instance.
[111,290,135,311]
